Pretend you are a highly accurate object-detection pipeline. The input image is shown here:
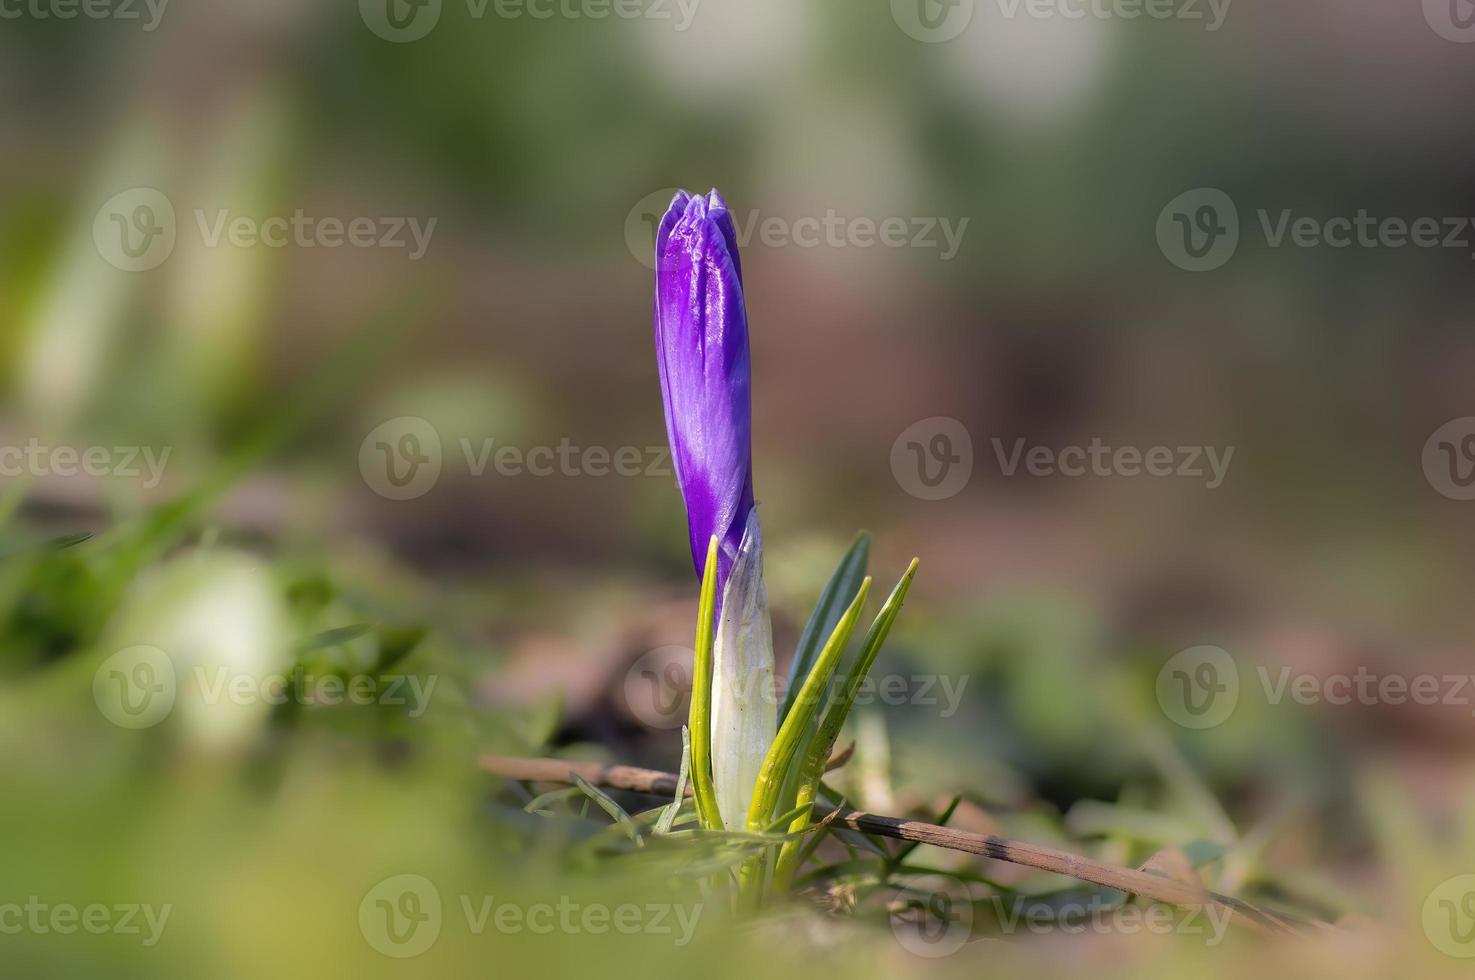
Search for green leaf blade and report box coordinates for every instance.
[686,536,723,831]
[780,531,870,724]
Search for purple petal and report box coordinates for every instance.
[653,188,755,594]
[704,189,742,287]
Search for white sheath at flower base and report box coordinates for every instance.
[709,507,777,831]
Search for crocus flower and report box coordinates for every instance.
[653,189,753,593]
[654,189,775,830]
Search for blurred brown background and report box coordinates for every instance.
[3,0,1475,976]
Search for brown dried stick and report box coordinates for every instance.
[478,754,1324,936]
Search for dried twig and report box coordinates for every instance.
[478,755,1330,936]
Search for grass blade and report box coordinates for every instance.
[523,787,582,815]
[295,623,374,654]
[572,774,643,848]
[780,531,870,723]
[773,558,919,890]
[763,802,815,834]
[656,727,695,835]
[739,577,872,905]
[745,577,872,834]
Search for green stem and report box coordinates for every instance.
[687,536,722,831]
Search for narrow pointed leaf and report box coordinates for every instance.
[295,623,373,654]
[770,533,872,841]
[763,802,814,834]
[656,727,695,835]
[745,577,871,833]
[781,531,870,722]
[572,774,643,848]
[687,536,722,830]
[523,787,582,815]
[773,559,920,889]
[807,559,920,777]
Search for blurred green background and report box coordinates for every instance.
[3,0,1475,976]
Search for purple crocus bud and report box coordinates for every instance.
[654,189,775,829]
[654,189,755,595]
